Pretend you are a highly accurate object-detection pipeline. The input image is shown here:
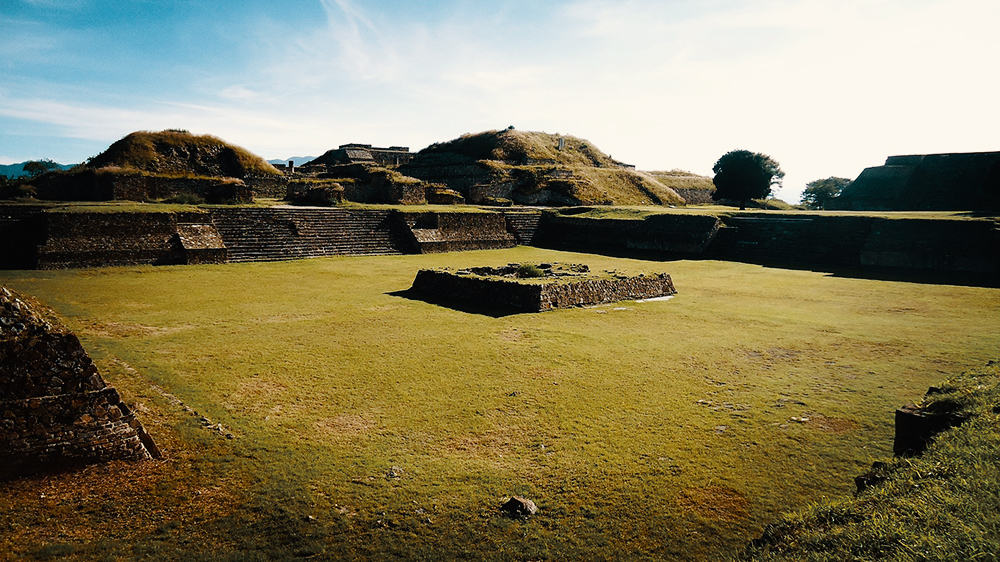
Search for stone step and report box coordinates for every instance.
[208,207,406,262]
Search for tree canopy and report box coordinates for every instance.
[711,150,784,210]
[22,159,61,178]
[800,176,851,209]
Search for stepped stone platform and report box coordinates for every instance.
[208,207,406,262]
[409,262,676,313]
[499,210,544,245]
[36,210,223,269]
[398,211,515,253]
[0,287,159,479]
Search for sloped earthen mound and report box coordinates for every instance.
[0,287,159,479]
[83,129,280,178]
[400,129,685,206]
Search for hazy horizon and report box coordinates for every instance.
[2,0,997,202]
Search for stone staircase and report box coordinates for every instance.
[209,207,405,262]
[500,210,543,245]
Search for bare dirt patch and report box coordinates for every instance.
[744,347,801,368]
[499,328,524,342]
[676,486,750,522]
[808,414,859,433]
[314,414,377,437]
[80,321,192,338]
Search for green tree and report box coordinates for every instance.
[800,176,851,209]
[711,150,784,210]
[22,159,60,178]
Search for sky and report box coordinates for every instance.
[1,0,998,202]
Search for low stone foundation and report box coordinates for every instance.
[409,263,676,312]
[0,287,158,479]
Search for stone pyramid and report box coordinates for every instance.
[0,287,159,479]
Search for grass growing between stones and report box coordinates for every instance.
[1,248,998,559]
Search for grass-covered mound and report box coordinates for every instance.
[83,130,280,178]
[401,129,685,206]
[744,361,1000,561]
[648,170,715,204]
[420,129,619,167]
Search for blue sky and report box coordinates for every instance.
[2,0,998,201]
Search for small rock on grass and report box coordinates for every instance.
[500,496,538,519]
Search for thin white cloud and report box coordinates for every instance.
[3,0,998,203]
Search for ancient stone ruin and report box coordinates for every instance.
[0,287,159,479]
[302,143,414,168]
[409,262,676,312]
[833,151,1000,211]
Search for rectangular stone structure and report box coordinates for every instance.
[409,263,676,312]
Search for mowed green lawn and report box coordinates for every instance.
[2,247,998,560]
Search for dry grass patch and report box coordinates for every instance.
[676,486,751,522]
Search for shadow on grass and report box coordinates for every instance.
[530,243,999,288]
[385,288,527,318]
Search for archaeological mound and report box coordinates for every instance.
[408,262,676,313]
[0,287,159,479]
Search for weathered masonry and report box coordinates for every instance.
[0,204,996,284]
[409,263,677,313]
[0,287,159,479]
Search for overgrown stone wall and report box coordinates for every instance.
[0,287,158,479]
[244,175,288,198]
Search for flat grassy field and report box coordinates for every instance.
[1,248,998,560]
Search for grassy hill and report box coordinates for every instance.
[648,170,715,204]
[84,130,280,178]
[420,129,620,167]
[402,129,685,206]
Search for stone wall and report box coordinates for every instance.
[32,170,253,203]
[2,204,996,282]
[499,210,544,245]
[209,207,406,262]
[534,211,999,280]
[536,212,723,255]
[538,274,676,311]
[834,151,1000,211]
[409,268,676,313]
[0,205,45,268]
[34,210,226,269]
[244,175,289,199]
[671,188,715,205]
[0,287,158,479]
[400,212,516,253]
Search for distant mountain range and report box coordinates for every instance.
[268,157,317,167]
[0,161,77,178]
